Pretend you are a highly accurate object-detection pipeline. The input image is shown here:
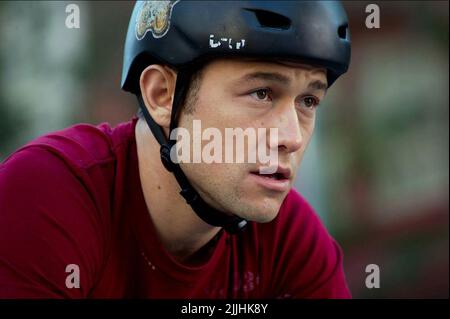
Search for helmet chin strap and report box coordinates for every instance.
[137,66,248,234]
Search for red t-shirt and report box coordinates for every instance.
[0,117,351,298]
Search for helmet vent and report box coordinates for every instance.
[245,8,291,30]
[338,23,348,40]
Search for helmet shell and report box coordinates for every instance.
[121,0,351,94]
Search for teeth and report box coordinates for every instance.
[261,174,278,179]
[252,172,285,180]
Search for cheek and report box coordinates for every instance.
[300,116,315,143]
[298,111,316,129]
[180,98,238,134]
[181,162,248,208]
[303,128,314,145]
[204,89,263,128]
[293,124,315,165]
[291,149,304,167]
[196,163,247,185]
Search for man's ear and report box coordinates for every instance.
[139,65,177,130]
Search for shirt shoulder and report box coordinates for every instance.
[8,119,134,169]
[0,119,136,298]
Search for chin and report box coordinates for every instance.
[250,212,279,223]
[236,197,282,223]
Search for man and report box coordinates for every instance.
[0,1,351,298]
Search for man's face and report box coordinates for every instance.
[177,58,327,223]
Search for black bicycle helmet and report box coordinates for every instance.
[121,0,351,234]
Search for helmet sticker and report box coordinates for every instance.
[135,0,180,40]
[209,34,246,50]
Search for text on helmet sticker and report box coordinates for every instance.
[135,0,180,40]
[209,34,246,50]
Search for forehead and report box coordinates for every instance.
[203,57,327,81]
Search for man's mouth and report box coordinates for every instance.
[250,172,287,180]
[249,166,291,192]
[250,166,291,179]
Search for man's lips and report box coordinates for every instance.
[250,166,292,180]
[249,166,292,192]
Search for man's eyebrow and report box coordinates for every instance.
[236,72,328,93]
[307,80,328,93]
[237,72,291,85]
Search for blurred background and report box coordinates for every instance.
[0,1,448,298]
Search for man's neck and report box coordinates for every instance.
[135,118,222,262]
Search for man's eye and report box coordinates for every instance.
[250,89,272,102]
[300,96,320,109]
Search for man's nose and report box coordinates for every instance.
[270,103,303,154]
